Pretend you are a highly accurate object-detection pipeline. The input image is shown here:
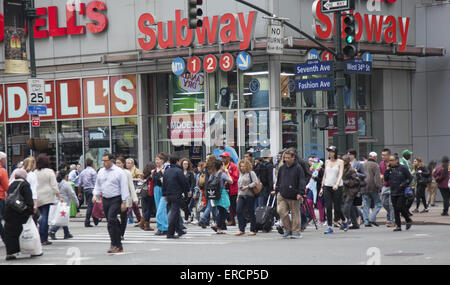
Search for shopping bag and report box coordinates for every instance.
[49,202,70,227]
[20,217,43,256]
[92,201,105,219]
[70,201,77,218]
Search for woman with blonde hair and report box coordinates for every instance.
[235,159,258,236]
[126,158,144,226]
[126,158,143,180]
[9,157,39,214]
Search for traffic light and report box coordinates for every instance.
[313,113,329,130]
[343,14,357,58]
[188,0,203,29]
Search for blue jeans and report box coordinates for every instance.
[0,199,5,243]
[362,192,383,224]
[50,225,70,236]
[200,200,217,225]
[38,204,51,243]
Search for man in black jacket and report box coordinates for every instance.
[162,155,189,238]
[384,155,413,231]
[272,149,306,239]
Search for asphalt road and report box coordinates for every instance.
[1,218,449,265]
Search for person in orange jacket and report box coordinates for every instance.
[0,152,10,243]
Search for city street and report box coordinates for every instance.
[1,207,449,265]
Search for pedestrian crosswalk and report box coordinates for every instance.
[50,227,247,245]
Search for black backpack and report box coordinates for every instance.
[205,174,222,200]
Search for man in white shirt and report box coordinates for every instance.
[93,153,129,253]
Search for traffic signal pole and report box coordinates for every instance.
[334,11,347,155]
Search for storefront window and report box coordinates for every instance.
[209,70,238,110]
[170,73,205,114]
[156,74,170,115]
[6,123,30,173]
[240,109,270,158]
[303,110,325,160]
[58,120,83,168]
[208,111,239,161]
[240,64,269,108]
[357,111,372,137]
[281,110,302,155]
[281,64,298,108]
[112,117,138,163]
[84,119,110,170]
[34,122,57,170]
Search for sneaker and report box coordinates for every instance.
[441,212,449,216]
[406,223,412,230]
[291,233,302,239]
[282,231,292,238]
[370,222,380,227]
[412,208,419,213]
[49,232,57,240]
[64,234,73,239]
[276,224,284,235]
[342,222,349,232]
[322,222,328,227]
[420,209,428,213]
[177,230,187,237]
[5,254,17,261]
[364,223,372,227]
[393,227,402,232]
[324,227,333,234]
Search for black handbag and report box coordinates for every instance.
[205,174,222,200]
[353,192,362,206]
[6,182,28,214]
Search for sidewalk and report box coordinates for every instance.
[375,202,450,226]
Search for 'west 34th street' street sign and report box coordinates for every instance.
[321,0,355,13]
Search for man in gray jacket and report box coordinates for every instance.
[362,152,383,227]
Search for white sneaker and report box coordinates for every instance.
[192,219,199,225]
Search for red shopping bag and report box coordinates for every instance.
[92,201,105,219]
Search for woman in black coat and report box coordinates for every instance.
[180,158,196,221]
[4,169,35,260]
[413,157,431,213]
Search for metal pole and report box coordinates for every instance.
[334,11,347,155]
[235,0,337,57]
[26,0,36,79]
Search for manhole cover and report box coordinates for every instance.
[385,252,424,257]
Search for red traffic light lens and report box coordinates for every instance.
[197,0,203,4]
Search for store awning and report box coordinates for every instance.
[102,38,445,64]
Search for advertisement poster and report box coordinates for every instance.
[171,73,205,113]
[4,0,29,74]
[328,111,357,136]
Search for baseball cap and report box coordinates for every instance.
[326,146,337,152]
[402,150,413,156]
[219,152,231,158]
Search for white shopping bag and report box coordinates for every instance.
[20,217,43,256]
[49,202,70,227]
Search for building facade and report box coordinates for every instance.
[0,0,445,172]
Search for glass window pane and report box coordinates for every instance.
[156,74,170,115]
[356,74,371,110]
[240,109,270,158]
[282,109,302,155]
[281,64,298,108]
[240,64,269,108]
[58,120,82,167]
[303,110,325,160]
[7,123,30,173]
[209,70,238,110]
[112,117,138,164]
[34,122,57,170]
[209,111,239,163]
[84,119,110,170]
[357,112,371,137]
[170,73,205,114]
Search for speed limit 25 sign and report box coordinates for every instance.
[27,79,46,105]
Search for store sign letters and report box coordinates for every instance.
[138,10,257,51]
[0,1,108,42]
[312,0,410,52]
[1,75,137,122]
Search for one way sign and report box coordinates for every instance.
[321,0,355,13]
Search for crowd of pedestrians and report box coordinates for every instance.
[0,144,449,259]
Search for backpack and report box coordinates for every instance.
[205,174,222,200]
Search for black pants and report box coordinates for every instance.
[216,206,228,231]
[324,186,345,227]
[120,208,128,237]
[416,184,428,209]
[439,187,450,214]
[391,195,412,228]
[166,195,183,236]
[102,196,123,248]
[4,221,23,255]
[236,196,256,233]
[343,195,356,225]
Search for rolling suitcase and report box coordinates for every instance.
[255,194,276,232]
